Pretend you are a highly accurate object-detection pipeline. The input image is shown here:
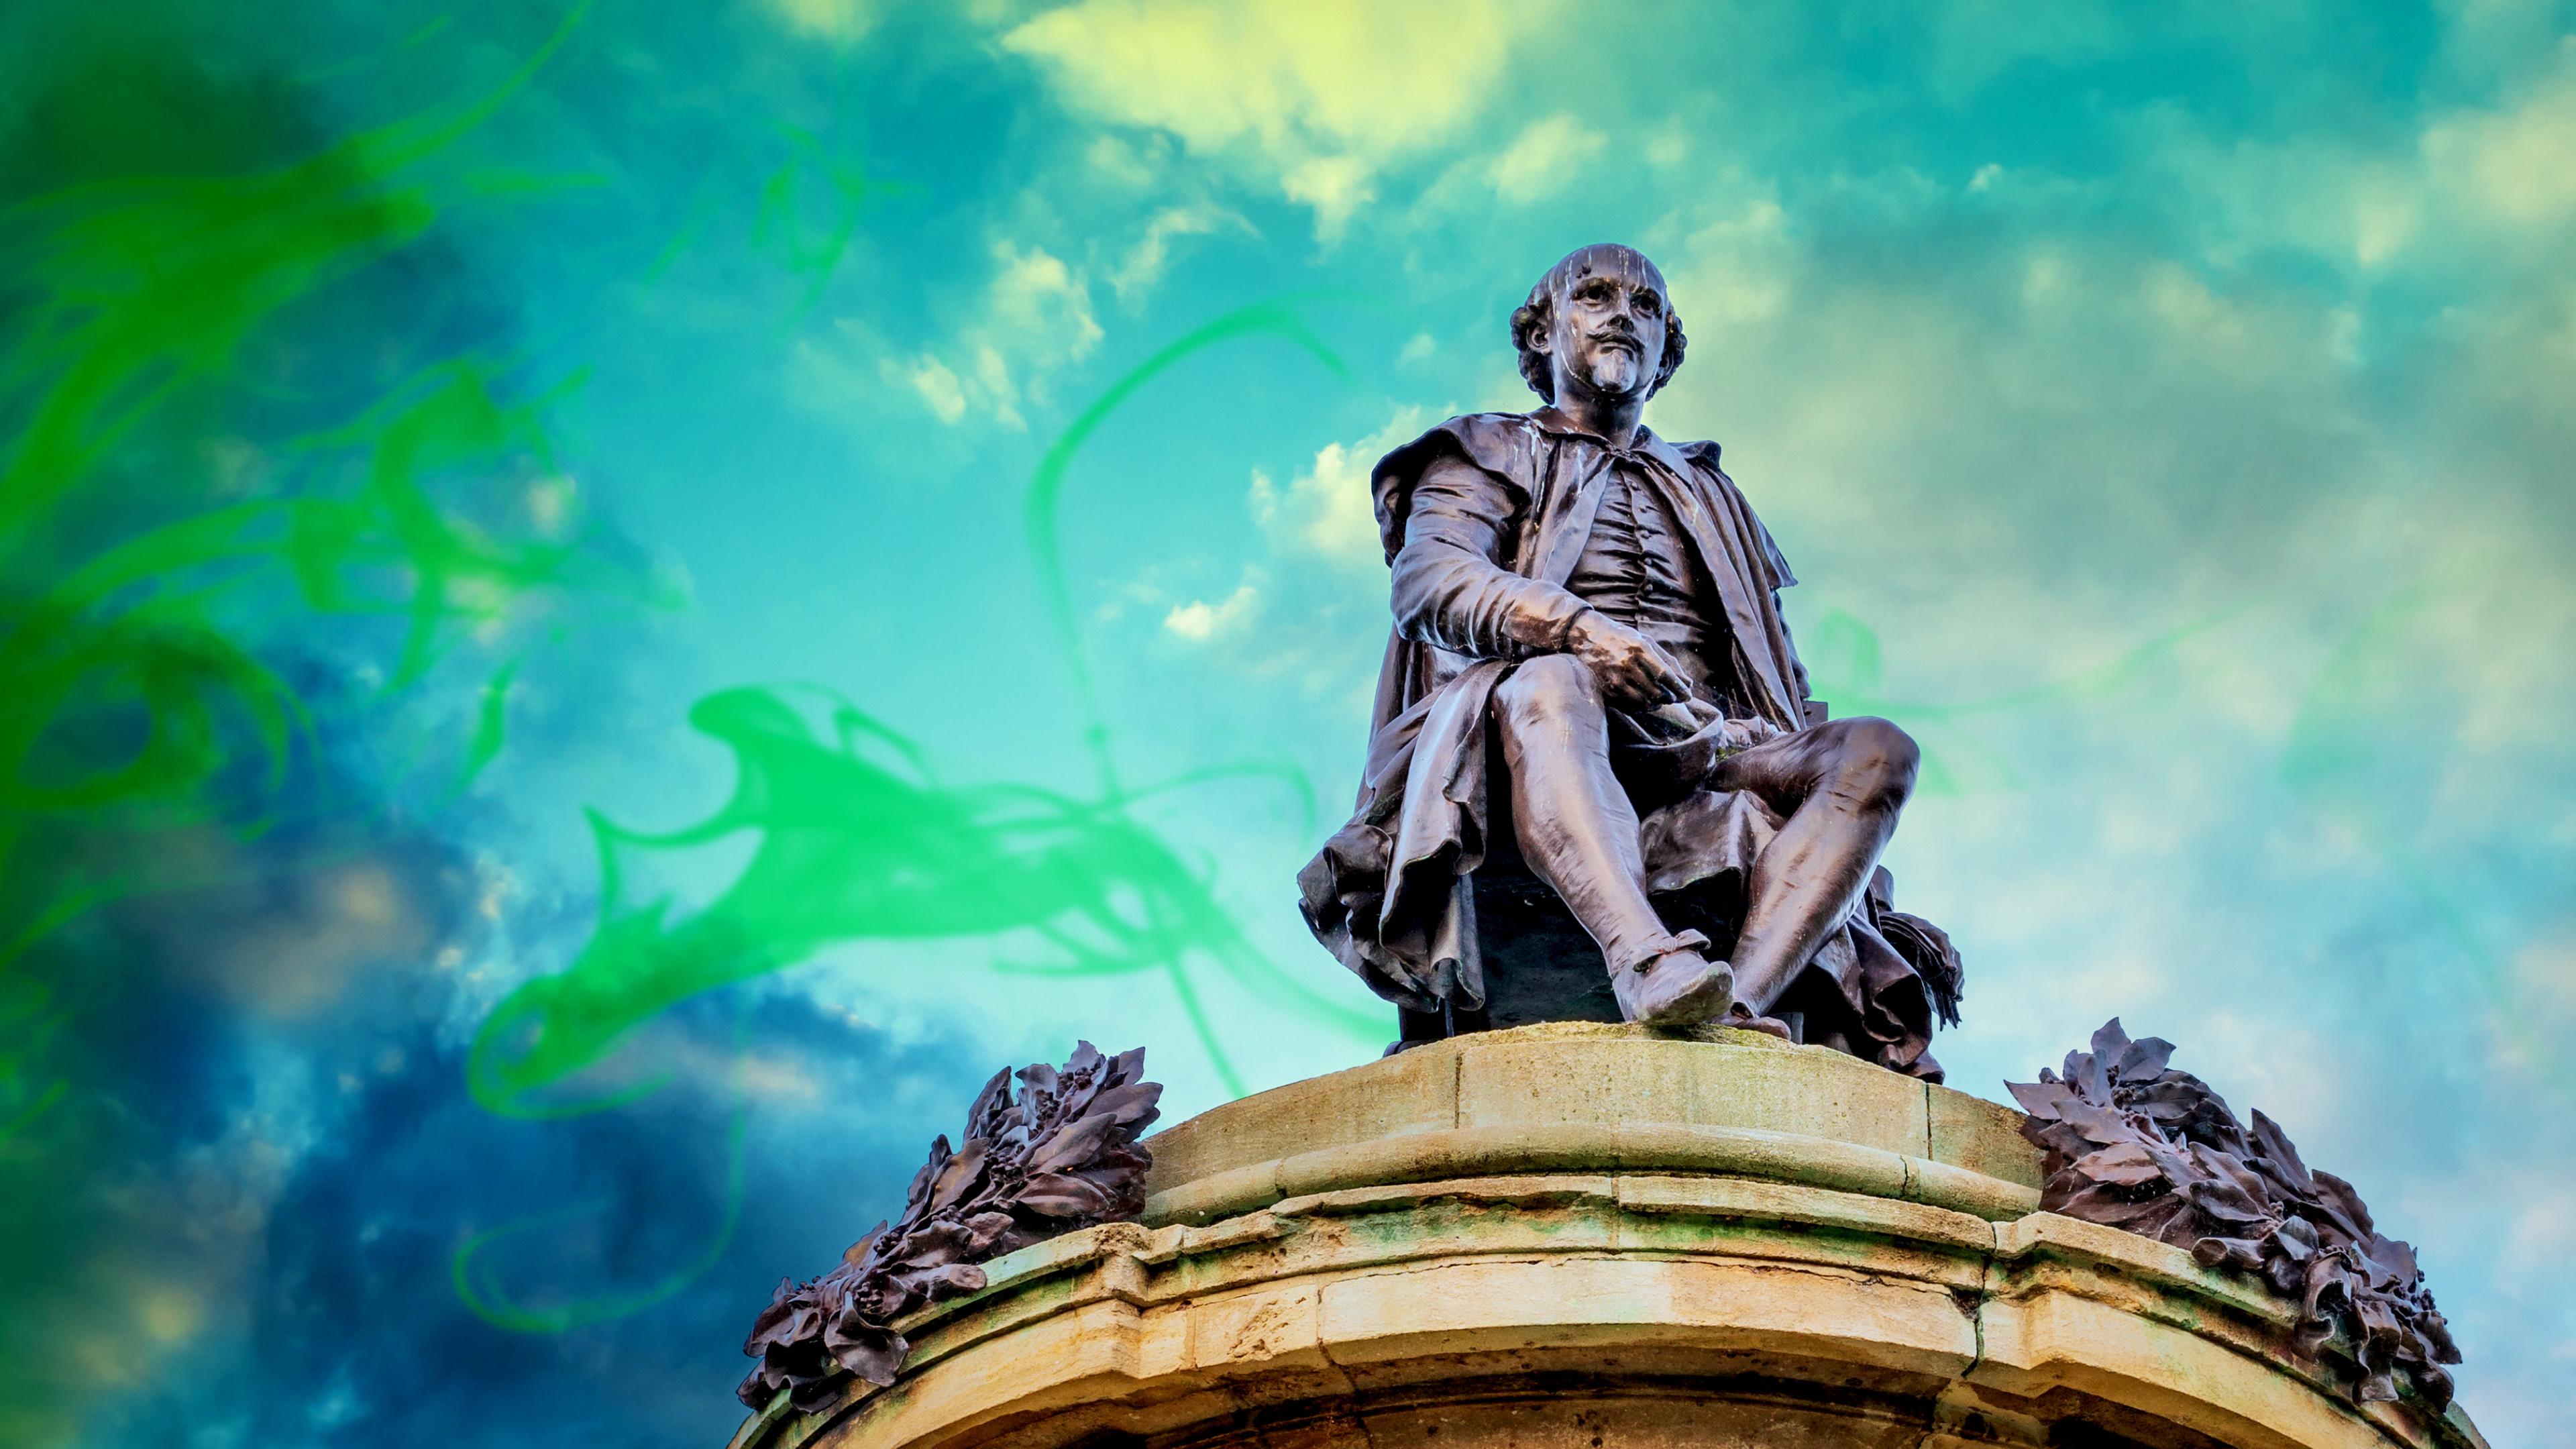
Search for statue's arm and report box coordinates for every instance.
[1388,454,1590,660]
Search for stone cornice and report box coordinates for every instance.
[728,1025,2487,1449]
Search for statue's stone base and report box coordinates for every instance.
[728,1024,2485,1449]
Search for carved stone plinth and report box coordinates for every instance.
[726,1024,2486,1449]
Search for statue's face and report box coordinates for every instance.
[1540,246,1668,402]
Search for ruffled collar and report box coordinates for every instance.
[1525,406,1707,476]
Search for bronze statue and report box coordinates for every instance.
[1299,244,1962,1077]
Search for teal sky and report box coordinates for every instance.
[5,0,2575,1444]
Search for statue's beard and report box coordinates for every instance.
[1582,343,1644,396]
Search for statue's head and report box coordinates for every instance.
[1511,243,1686,406]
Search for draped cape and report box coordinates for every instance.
[1294,411,1959,1078]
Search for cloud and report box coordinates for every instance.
[894,354,967,424]
[1,801,492,1446]
[1633,111,2573,1057]
[757,0,881,42]
[1148,407,1464,704]
[67,988,995,1449]
[1108,203,1253,301]
[1672,198,1793,327]
[1283,156,1374,237]
[1161,576,1261,642]
[888,241,1102,429]
[999,0,1564,233]
[2092,40,2576,286]
[989,240,1103,353]
[1247,405,1434,565]
[2421,40,2576,231]
[1487,114,1606,203]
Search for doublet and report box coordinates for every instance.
[1562,460,1748,718]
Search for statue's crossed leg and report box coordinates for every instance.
[1492,653,1919,1028]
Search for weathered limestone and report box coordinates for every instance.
[729,1024,2485,1449]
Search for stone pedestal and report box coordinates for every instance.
[727,1024,2486,1449]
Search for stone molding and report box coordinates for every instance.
[728,1026,2485,1449]
[1137,1023,2041,1226]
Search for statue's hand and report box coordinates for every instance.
[1715,715,1784,751]
[1568,610,1691,708]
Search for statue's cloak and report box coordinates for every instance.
[1295,410,1958,1077]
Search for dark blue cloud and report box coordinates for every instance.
[74,985,987,1449]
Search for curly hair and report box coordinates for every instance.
[1511,280,1688,402]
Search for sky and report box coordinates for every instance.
[1,0,2573,1444]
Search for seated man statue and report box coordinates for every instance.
[1298,244,1961,1077]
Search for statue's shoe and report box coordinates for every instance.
[1722,1002,1796,1040]
[1613,949,1735,1026]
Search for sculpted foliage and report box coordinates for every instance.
[2012,1020,2459,1408]
[739,1042,1162,1411]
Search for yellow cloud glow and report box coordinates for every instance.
[1000,0,1564,231]
[759,0,879,42]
